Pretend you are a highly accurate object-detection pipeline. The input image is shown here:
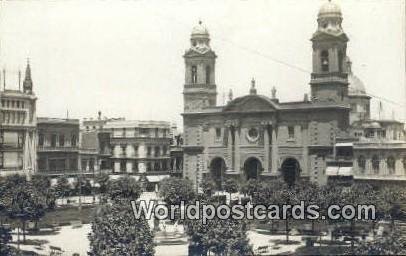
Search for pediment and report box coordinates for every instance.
[223,95,278,113]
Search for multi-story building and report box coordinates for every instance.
[102,120,171,173]
[182,1,357,188]
[0,62,37,176]
[36,118,80,175]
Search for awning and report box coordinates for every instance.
[109,174,140,181]
[335,142,353,147]
[338,167,352,176]
[146,175,170,183]
[326,167,353,176]
[326,166,339,176]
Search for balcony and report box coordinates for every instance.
[37,146,79,152]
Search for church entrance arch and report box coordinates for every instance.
[243,157,262,180]
[209,157,226,190]
[281,158,300,186]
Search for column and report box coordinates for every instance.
[227,127,233,169]
[302,124,308,175]
[235,127,241,172]
[263,124,270,173]
[271,127,278,173]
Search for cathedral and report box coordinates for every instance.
[181,1,401,188]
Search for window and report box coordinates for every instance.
[155,128,159,137]
[147,146,151,156]
[191,65,197,84]
[154,162,160,171]
[205,65,211,84]
[71,134,77,147]
[215,128,222,139]
[163,129,167,137]
[358,155,366,173]
[387,156,395,174]
[372,155,380,174]
[120,160,126,172]
[38,134,44,147]
[288,126,295,139]
[321,50,329,72]
[154,146,160,157]
[146,162,152,172]
[140,128,148,136]
[51,134,57,147]
[121,145,126,156]
[403,157,406,172]
[134,145,138,157]
[248,128,259,140]
[59,134,65,147]
[162,146,167,155]
[338,50,343,73]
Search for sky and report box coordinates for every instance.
[0,0,405,128]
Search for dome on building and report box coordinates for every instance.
[318,0,342,18]
[191,20,209,38]
[348,73,366,96]
[345,56,367,96]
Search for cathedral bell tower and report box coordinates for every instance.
[310,0,349,103]
[183,21,217,113]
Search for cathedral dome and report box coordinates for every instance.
[191,21,209,39]
[348,73,366,96]
[345,57,367,96]
[318,0,342,18]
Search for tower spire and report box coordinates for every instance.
[23,58,33,93]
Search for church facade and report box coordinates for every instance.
[182,2,359,187]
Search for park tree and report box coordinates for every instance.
[375,186,405,231]
[223,178,239,202]
[0,225,12,256]
[349,229,406,255]
[185,216,252,256]
[240,179,263,199]
[159,177,195,206]
[30,175,56,209]
[95,173,110,203]
[200,176,216,197]
[54,175,72,204]
[74,178,92,196]
[107,176,141,201]
[89,200,154,256]
[4,180,46,242]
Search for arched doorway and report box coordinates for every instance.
[210,157,226,190]
[244,157,262,180]
[281,158,300,186]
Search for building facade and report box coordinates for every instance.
[0,62,37,176]
[36,118,80,175]
[102,120,172,174]
[182,1,360,188]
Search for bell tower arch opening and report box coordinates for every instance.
[243,157,262,180]
[281,158,300,186]
[209,157,226,190]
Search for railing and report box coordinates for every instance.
[37,146,79,152]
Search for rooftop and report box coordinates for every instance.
[37,117,79,125]
[103,120,171,129]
